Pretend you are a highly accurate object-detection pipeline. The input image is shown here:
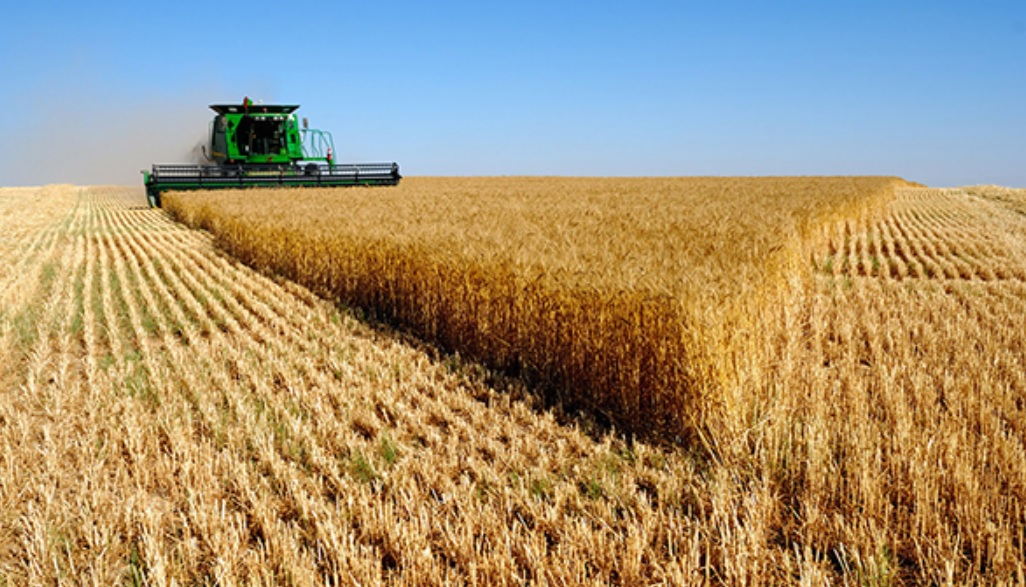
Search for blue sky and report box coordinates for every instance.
[0,1,1023,186]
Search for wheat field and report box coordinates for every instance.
[2,181,1025,584]
[0,185,708,585]
[164,177,905,442]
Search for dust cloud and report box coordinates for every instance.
[0,85,245,186]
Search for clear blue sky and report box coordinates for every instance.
[1,0,1023,186]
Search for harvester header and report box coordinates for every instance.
[142,98,401,207]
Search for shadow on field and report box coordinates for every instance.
[330,299,714,464]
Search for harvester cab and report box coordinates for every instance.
[142,98,400,207]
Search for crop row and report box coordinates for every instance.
[820,188,1026,281]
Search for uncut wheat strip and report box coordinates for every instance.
[182,185,833,414]
[176,189,697,470]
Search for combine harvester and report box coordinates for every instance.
[143,97,400,207]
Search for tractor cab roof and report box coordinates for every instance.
[209,104,300,115]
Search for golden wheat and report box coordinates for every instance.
[4,182,1025,584]
[165,176,905,441]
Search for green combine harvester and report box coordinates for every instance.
[142,97,400,207]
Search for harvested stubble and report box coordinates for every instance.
[165,176,905,441]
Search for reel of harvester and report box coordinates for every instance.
[142,97,401,207]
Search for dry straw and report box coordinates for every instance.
[6,183,1026,583]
